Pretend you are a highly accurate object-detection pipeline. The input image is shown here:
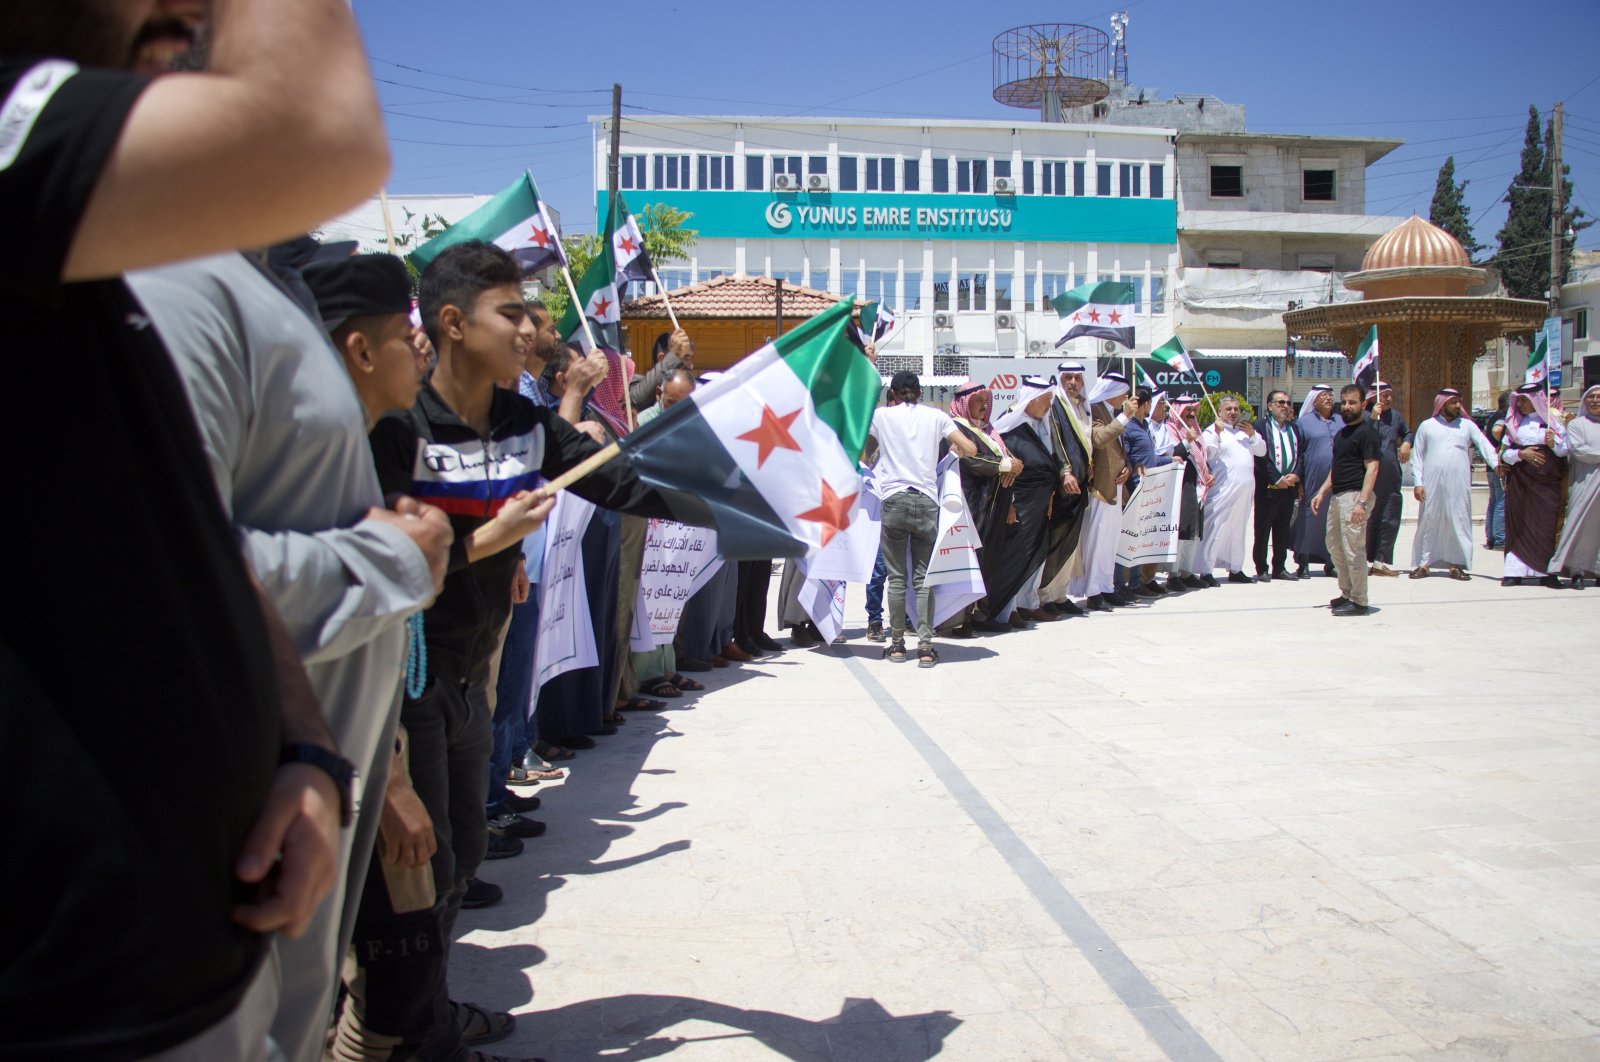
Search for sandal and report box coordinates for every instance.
[918,647,939,668]
[1448,567,1472,582]
[451,1000,516,1047]
[602,710,627,725]
[533,740,575,762]
[883,641,907,663]
[636,677,682,698]
[666,673,705,691]
[614,695,666,712]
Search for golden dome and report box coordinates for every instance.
[1361,215,1471,271]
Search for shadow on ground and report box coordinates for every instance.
[514,994,961,1061]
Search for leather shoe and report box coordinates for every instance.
[1055,599,1086,616]
[1106,591,1136,607]
[1271,569,1295,581]
[1256,572,1272,583]
[1086,595,1111,612]
[1539,575,1564,589]
[502,793,541,813]
[462,878,503,909]
[1227,571,1254,584]
[1331,602,1369,617]
[720,641,753,662]
[751,632,784,652]
[974,617,1011,632]
[1295,563,1309,577]
[1142,580,1169,595]
[1329,595,1349,609]
[1200,574,1220,588]
[1008,612,1036,629]
[1181,575,1205,589]
[1027,607,1062,622]
[709,655,730,667]
[677,656,713,672]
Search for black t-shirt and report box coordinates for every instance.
[1331,417,1382,495]
[0,59,280,1058]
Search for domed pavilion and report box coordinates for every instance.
[1282,215,1545,425]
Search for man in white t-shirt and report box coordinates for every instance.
[869,371,977,666]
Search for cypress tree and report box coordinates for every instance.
[1494,106,1551,301]
[1428,156,1485,260]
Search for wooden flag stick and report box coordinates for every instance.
[558,264,602,353]
[543,441,623,494]
[651,268,681,330]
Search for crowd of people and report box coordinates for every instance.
[6,4,1598,1061]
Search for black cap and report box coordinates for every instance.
[303,254,413,333]
[889,369,922,393]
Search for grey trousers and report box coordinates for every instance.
[881,490,939,647]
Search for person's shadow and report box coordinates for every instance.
[504,994,961,1061]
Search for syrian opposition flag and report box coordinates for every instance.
[616,298,879,560]
[1135,363,1158,393]
[557,233,622,352]
[1149,334,1196,375]
[857,301,898,345]
[607,193,655,287]
[1051,281,1135,349]
[406,171,567,275]
[1525,331,1549,386]
[1352,325,1380,393]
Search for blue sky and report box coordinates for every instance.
[356,0,1600,252]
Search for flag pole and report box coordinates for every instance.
[558,264,602,354]
[650,268,681,331]
[544,441,623,493]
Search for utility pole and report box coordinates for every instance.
[774,278,785,338]
[608,83,622,209]
[1549,101,1564,316]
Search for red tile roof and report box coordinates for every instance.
[623,274,857,320]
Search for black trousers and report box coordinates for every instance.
[1366,488,1403,564]
[1252,489,1296,574]
[734,559,773,639]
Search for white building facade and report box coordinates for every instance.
[593,115,1179,384]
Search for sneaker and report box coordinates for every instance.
[483,832,524,860]
[461,878,503,909]
[503,793,542,813]
[1331,602,1370,617]
[866,621,886,642]
[488,811,547,839]
[1328,595,1350,609]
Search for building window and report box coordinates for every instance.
[1298,253,1336,272]
[932,158,950,193]
[745,155,764,191]
[777,156,802,179]
[807,156,827,179]
[865,270,897,306]
[1073,161,1086,196]
[840,271,861,299]
[1303,168,1336,202]
[619,155,647,190]
[864,157,896,191]
[904,159,920,191]
[698,155,733,190]
[994,160,1011,181]
[1120,275,1144,313]
[1206,252,1241,269]
[699,268,729,282]
[1210,164,1243,198]
[993,271,1012,311]
[654,154,691,190]
[838,156,858,191]
[1150,275,1165,314]
[1119,163,1141,198]
[1149,163,1165,199]
[809,267,829,292]
[1040,161,1068,196]
[903,270,922,309]
[956,159,987,194]
[1575,309,1589,339]
[933,272,950,310]
[1022,160,1035,195]
[1096,162,1113,197]
[957,271,986,311]
[1042,272,1070,310]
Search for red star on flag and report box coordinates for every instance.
[794,480,857,547]
[1070,312,1081,323]
[1108,310,1121,324]
[617,233,639,256]
[735,405,803,467]
[1087,308,1101,323]
[592,295,612,318]
[529,224,552,249]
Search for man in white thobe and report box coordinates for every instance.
[1197,396,1266,582]
[1410,388,1498,581]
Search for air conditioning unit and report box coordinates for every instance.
[807,173,830,191]
[1102,340,1120,354]
[933,313,953,330]
[772,173,801,192]
[993,176,1017,195]
[995,313,1016,330]
[1027,339,1047,354]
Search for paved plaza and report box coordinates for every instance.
[455,525,1600,1061]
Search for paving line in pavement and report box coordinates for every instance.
[840,653,1222,1062]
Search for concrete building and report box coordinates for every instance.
[317,192,495,255]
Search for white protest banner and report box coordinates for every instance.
[534,493,598,689]
[1115,462,1183,567]
[639,520,722,647]
[797,576,849,644]
[629,583,652,652]
[798,469,881,640]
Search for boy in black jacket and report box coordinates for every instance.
[349,242,675,1059]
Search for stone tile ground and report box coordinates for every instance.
[454,527,1600,1060]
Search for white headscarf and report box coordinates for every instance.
[1086,370,1129,408]
[1299,384,1332,420]
[993,374,1055,434]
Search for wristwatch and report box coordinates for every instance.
[280,743,360,827]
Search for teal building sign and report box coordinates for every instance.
[597,191,1176,245]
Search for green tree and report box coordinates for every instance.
[539,202,697,323]
[1193,391,1255,429]
[1495,105,1592,301]
[1428,156,1485,260]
